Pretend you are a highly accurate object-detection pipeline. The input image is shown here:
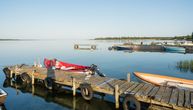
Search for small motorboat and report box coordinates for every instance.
[134,72,193,91]
[164,46,186,53]
[44,58,106,77]
[0,88,7,105]
[111,46,132,50]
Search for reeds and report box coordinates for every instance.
[176,60,193,72]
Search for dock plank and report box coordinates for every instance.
[154,86,166,102]
[96,78,113,86]
[191,92,193,108]
[161,87,172,104]
[169,88,178,107]
[100,79,117,90]
[141,84,154,97]
[177,89,185,107]
[148,86,159,99]
[135,83,149,97]
[184,90,190,108]
[124,83,139,94]
[130,83,144,95]
[119,82,134,94]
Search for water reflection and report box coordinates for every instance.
[0,104,6,110]
[3,78,114,110]
[176,60,193,73]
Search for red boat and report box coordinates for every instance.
[44,58,105,77]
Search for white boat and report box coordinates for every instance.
[134,72,193,91]
[0,88,7,105]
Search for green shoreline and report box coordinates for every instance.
[0,39,39,41]
[94,34,193,41]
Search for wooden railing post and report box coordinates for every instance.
[115,85,119,109]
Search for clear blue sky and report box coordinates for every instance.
[0,0,193,39]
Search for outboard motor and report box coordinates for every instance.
[90,64,106,77]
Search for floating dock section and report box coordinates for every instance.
[3,65,193,110]
[74,44,96,50]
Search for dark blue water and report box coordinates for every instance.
[0,40,193,110]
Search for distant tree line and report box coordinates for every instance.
[95,32,193,41]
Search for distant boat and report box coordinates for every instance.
[0,88,7,105]
[111,46,132,50]
[164,46,186,53]
[134,72,193,91]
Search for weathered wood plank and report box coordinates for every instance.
[169,88,178,106]
[118,81,129,90]
[184,90,190,108]
[96,78,113,86]
[141,84,154,97]
[124,83,139,94]
[130,83,144,95]
[148,86,159,98]
[100,79,117,90]
[119,82,134,94]
[177,89,185,107]
[191,92,193,109]
[161,87,172,104]
[154,86,166,102]
[135,83,149,97]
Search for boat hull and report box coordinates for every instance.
[164,46,186,53]
[112,46,132,50]
[134,72,193,91]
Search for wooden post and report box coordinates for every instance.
[32,85,35,96]
[115,85,119,109]
[72,97,76,110]
[72,77,76,96]
[127,73,130,82]
[32,71,35,85]
[10,71,13,79]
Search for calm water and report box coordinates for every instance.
[0,40,193,110]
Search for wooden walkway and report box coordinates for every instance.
[5,65,193,110]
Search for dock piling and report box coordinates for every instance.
[32,71,35,85]
[127,73,130,82]
[72,77,76,96]
[115,85,119,109]
[10,71,13,78]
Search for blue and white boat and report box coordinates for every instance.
[164,46,186,53]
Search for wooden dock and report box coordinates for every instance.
[3,65,193,110]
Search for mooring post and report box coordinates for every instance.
[72,77,76,96]
[32,71,35,85]
[32,85,35,96]
[115,84,119,109]
[72,97,76,110]
[127,73,130,82]
[10,71,13,79]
